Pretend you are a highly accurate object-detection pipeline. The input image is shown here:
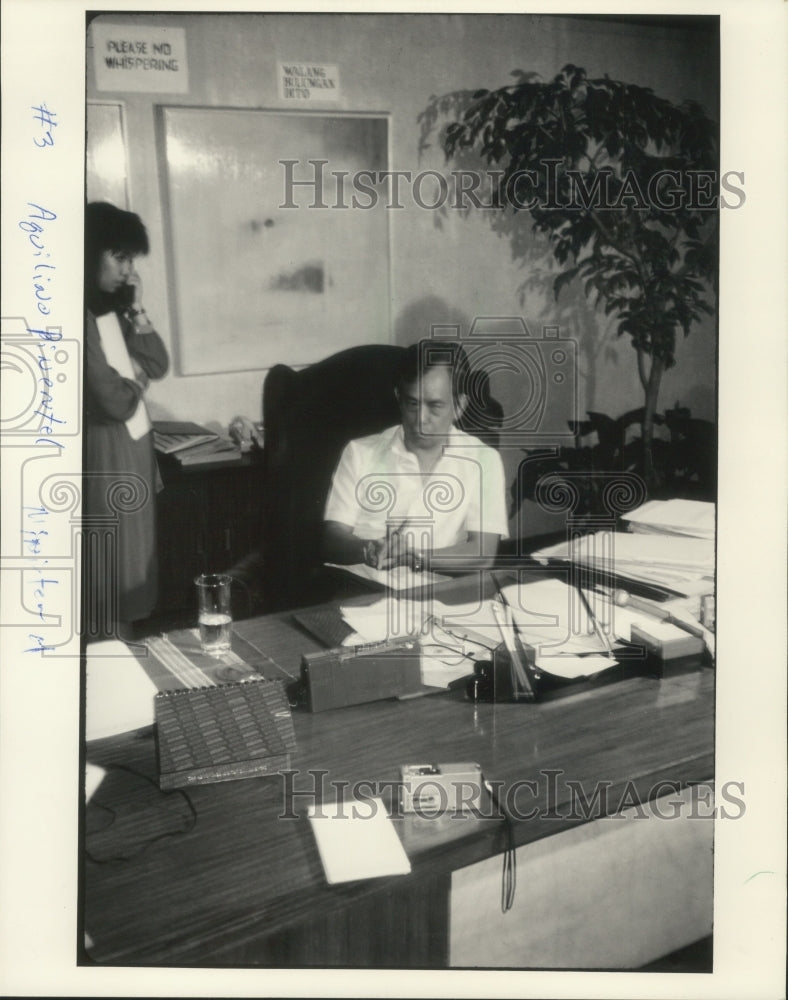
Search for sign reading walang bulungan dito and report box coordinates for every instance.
[278,63,341,102]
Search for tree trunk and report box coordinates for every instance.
[641,354,665,491]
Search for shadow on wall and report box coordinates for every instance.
[394,297,506,448]
[393,295,472,346]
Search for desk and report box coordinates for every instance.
[83,577,714,968]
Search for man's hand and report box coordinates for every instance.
[322,521,425,571]
[375,528,422,571]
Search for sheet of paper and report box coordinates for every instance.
[84,763,107,803]
[85,640,158,741]
[339,597,426,644]
[533,530,713,568]
[594,597,678,641]
[95,312,151,441]
[432,583,610,656]
[535,653,618,680]
[419,644,476,689]
[622,498,715,539]
[532,530,715,599]
[480,580,610,656]
[327,562,449,591]
[308,796,411,884]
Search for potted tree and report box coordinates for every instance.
[418,64,719,489]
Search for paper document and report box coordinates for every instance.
[536,653,618,679]
[419,643,476,688]
[532,530,714,597]
[622,499,715,539]
[308,797,411,884]
[85,763,107,802]
[340,581,623,680]
[340,597,426,644]
[85,640,158,740]
[96,312,151,441]
[501,579,613,656]
[338,598,483,689]
[327,562,449,591]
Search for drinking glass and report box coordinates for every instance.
[195,573,232,653]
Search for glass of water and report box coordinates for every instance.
[195,573,233,654]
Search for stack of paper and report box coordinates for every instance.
[499,579,615,659]
[533,530,714,597]
[340,579,621,686]
[621,499,715,540]
[174,436,242,466]
[153,420,218,454]
[430,582,610,656]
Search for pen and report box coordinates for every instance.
[387,519,412,559]
[576,585,615,656]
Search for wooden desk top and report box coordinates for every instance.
[83,577,715,966]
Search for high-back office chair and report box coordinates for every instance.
[259,343,504,612]
[260,345,405,610]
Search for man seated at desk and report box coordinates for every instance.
[321,340,508,575]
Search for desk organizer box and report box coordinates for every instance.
[154,676,296,789]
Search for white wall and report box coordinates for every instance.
[87,12,718,531]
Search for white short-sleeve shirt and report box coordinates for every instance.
[324,425,509,548]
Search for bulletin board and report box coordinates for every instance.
[158,107,391,376]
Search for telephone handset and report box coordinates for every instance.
[116,282,136,309]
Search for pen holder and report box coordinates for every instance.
[466,639,538,703]
[466,641,627,704]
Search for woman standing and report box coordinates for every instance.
[84,201,169,640]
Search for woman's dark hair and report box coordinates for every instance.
[85,201,149,312]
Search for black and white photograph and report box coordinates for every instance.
[0,2,786,997]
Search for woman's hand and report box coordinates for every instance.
[131,356,150,390]
[126,267,144,311]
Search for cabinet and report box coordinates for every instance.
[154,453,264,612]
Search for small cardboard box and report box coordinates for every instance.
[629,622,705,678]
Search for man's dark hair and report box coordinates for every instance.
[397,339,470,402]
